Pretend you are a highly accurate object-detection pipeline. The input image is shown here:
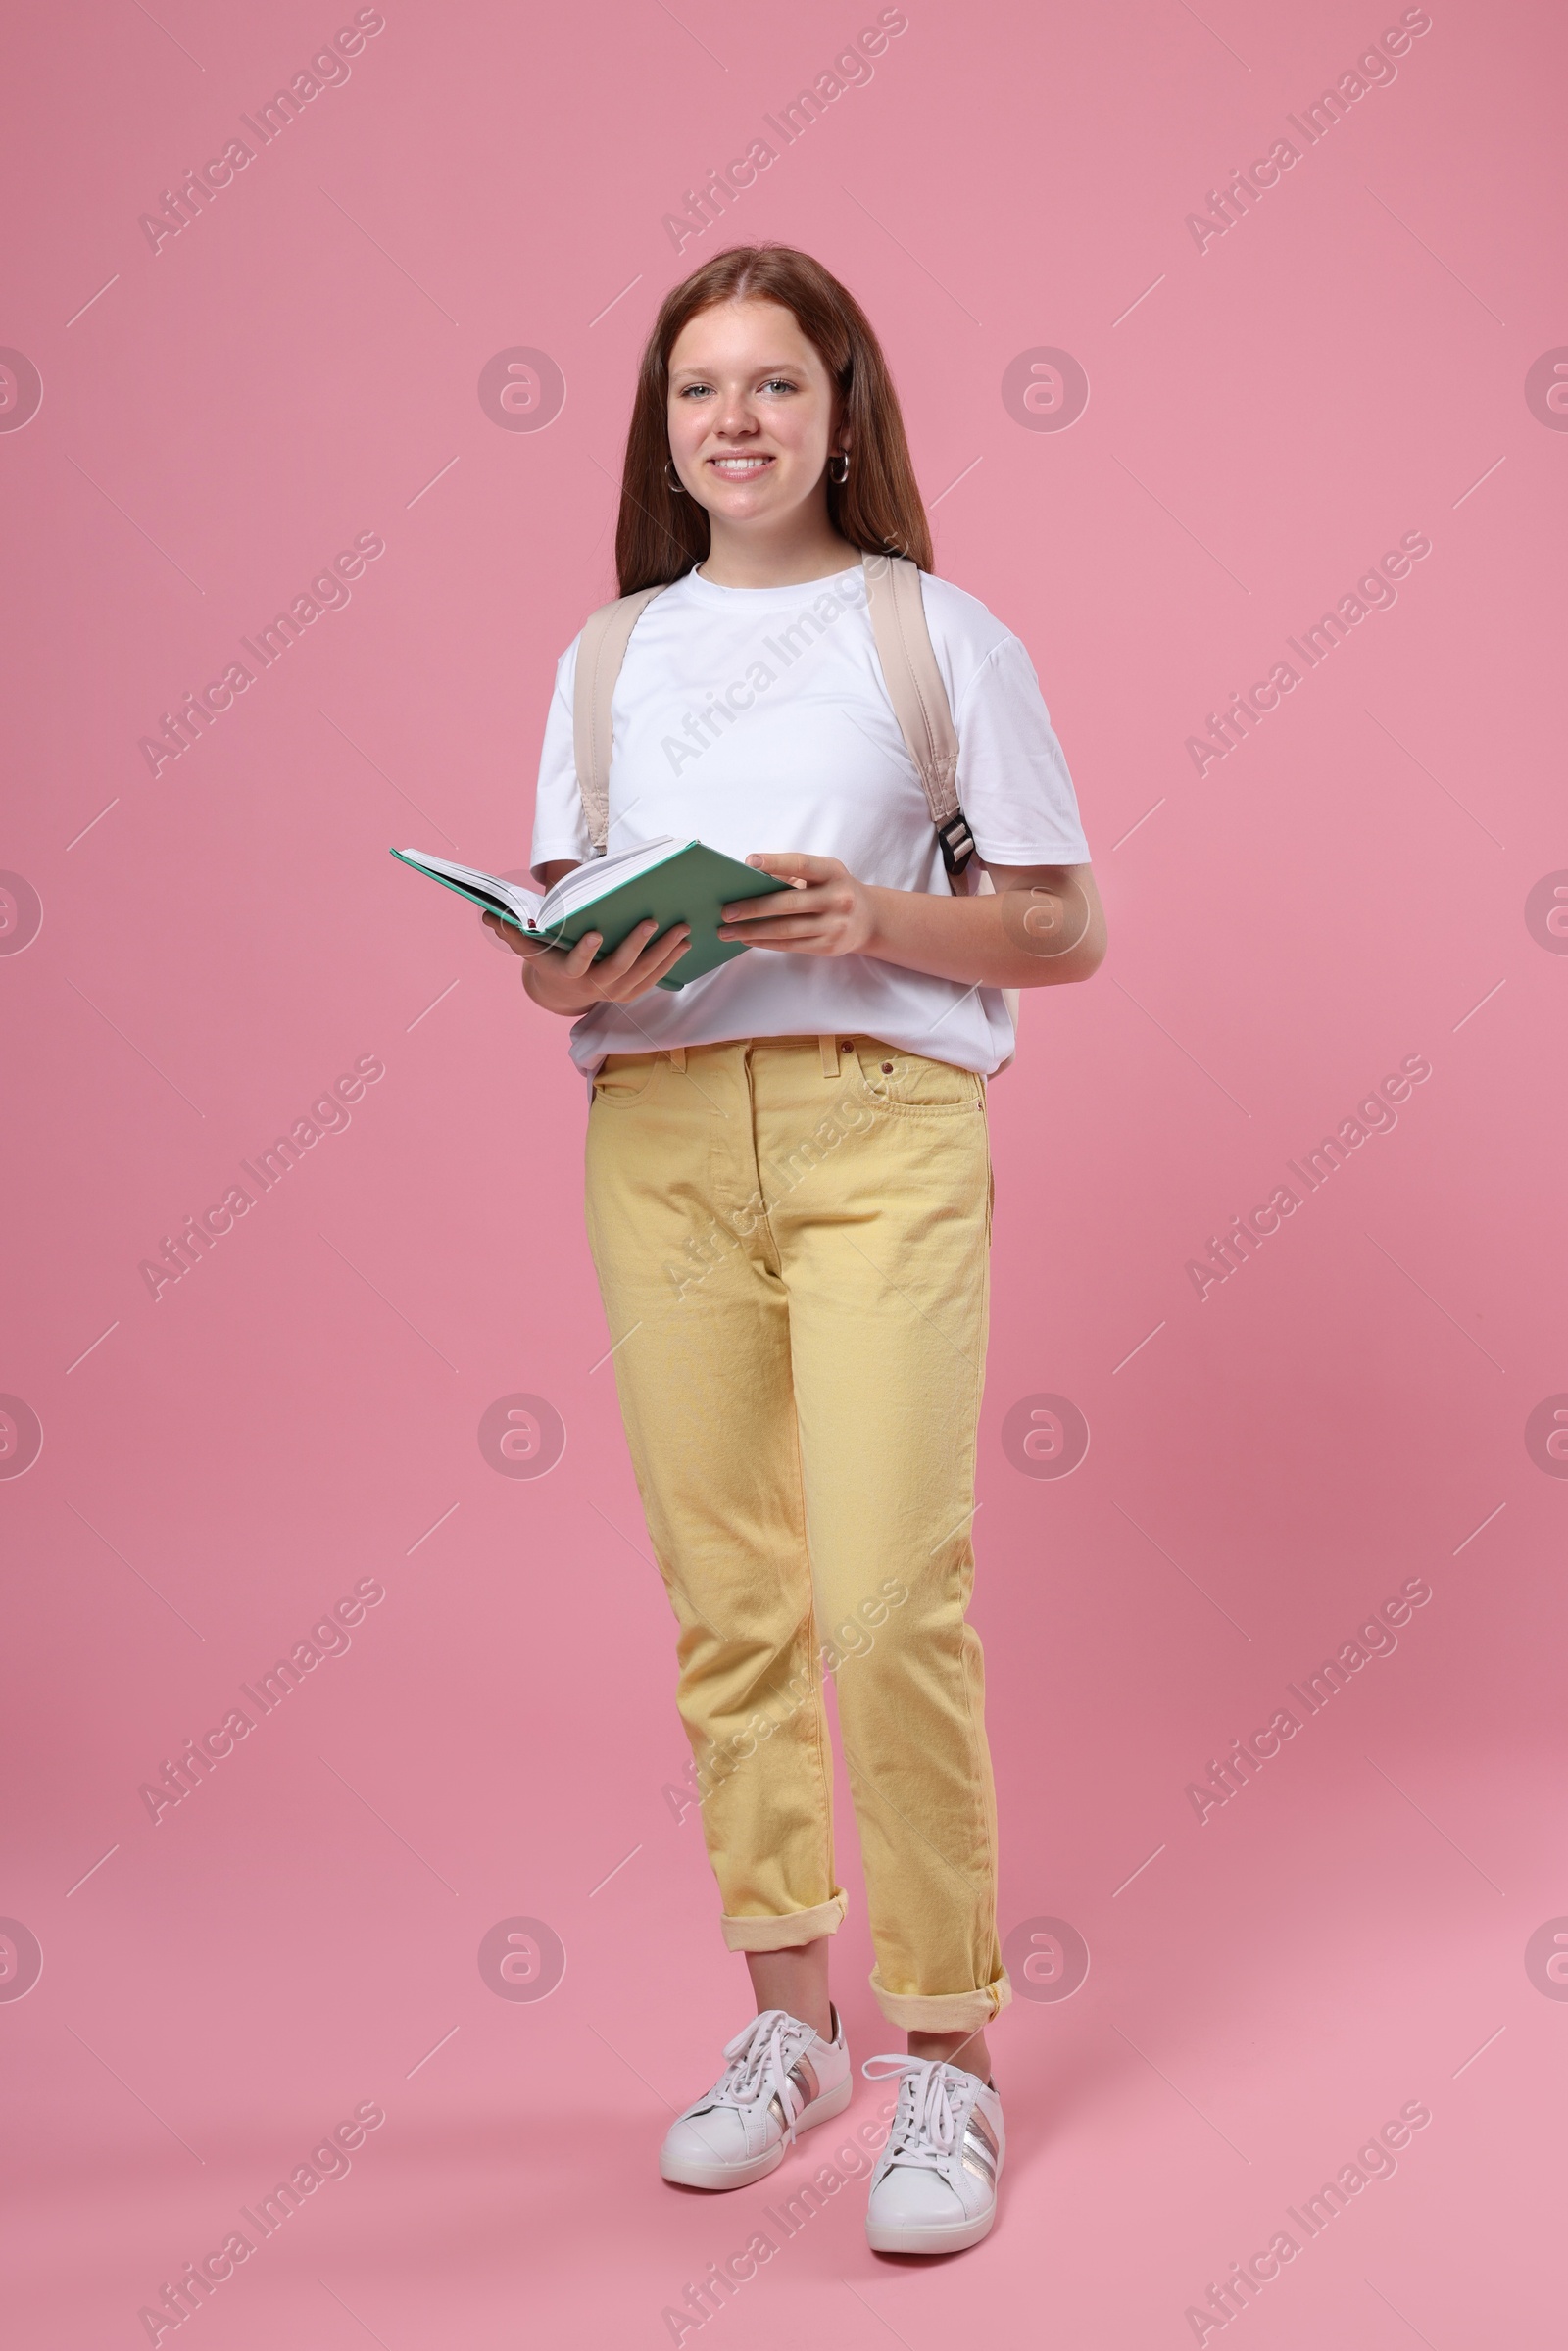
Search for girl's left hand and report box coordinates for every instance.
[718,853,878,957]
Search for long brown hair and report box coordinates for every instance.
[613,244,934,595]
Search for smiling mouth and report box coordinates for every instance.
[707,455,775,476]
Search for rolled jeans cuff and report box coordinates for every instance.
[719,1892,848,1952]
[869,1967,1013,2033]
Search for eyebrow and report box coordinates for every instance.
[668,361,804,382]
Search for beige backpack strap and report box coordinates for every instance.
[862,552,974,875]
[571,583,669,854]
[862,552,1020,1040]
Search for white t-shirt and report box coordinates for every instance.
[528,560,1091,1078]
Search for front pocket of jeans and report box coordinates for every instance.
[851,1042,983,1115]
[590,1053,662,1107]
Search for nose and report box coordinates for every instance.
[709,386,760,442]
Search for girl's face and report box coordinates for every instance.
[665,297,844,528]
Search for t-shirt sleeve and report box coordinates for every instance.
[956,633,1091,867]
[527,636,592,885]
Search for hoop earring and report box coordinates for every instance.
[664,458,687,495]
[828,451,850,485]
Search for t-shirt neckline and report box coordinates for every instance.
[676,558,869,608]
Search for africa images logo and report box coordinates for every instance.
[0,872,43,954]
[477,1396,566,1478]
[476,350,565,432]
[136,12,387,256]
[0,349,43,432]
[0,1920,44,2002]
[477,1918,566,2001]
[0,1396,45,1480]
[1001,1394,1090,1478]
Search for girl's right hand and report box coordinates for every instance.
[485,911,691,1011]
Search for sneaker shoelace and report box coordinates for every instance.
[861,2055,970,2171]
[707,2009,816,2144]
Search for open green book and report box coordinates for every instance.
[390,838,792,990]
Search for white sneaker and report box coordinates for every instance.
[862,2056,1005,2253]
[660,2006,852,2190]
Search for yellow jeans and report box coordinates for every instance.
[583,1031,1011,2033]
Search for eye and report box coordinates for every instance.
[760,376,798,395]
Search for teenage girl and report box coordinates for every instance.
[488,244,1104,2255]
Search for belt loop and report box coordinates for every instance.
[666,1045,686,1072]
[818,1033,839,1078]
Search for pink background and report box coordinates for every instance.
[3,0,1565,2341]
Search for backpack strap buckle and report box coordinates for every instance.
[936,808,975,876]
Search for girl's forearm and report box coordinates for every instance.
[860,876,1104,991]
[522,960,599,1017]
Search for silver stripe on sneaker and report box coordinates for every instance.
[960,2118,998,2185]
[767,2054,820,2132]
